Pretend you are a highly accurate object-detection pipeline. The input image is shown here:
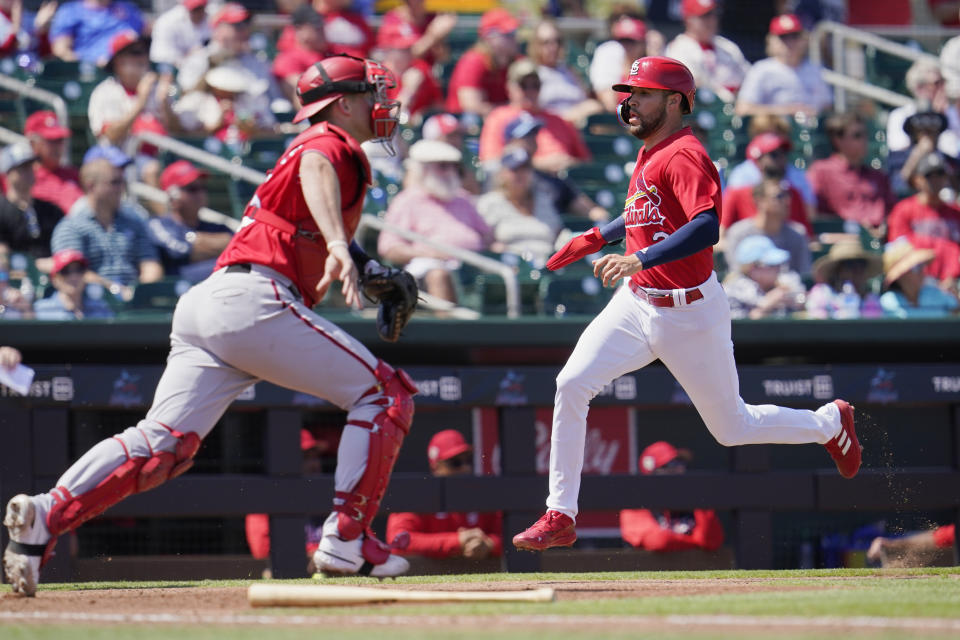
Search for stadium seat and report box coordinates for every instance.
[125,278,192,312]
[541,274,611,317]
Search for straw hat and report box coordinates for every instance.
[883,238,936,285]
[811,239,882,284]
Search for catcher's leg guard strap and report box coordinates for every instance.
[46,426,200,537]
[334,361,416,540]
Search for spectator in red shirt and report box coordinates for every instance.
[386,430,502,560]
[445,7,520,117]
[887,152,960,288]
[620,441,724,552]
[380,0,456,66]
[278,0,373,59]
[867,524,956,568]
[376,19,443,125]
[24,110,84,216]
[807,112,895,231]
[721,134,812,236]
[479,58,591,174]
[272,4,329,104]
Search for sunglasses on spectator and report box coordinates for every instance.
[181,183,206,193]
[439,454,471,469]
[105,178,125,186]
[520,79,541,91]
[779,32,803,42]
[60,263,86,276]
[843,129,867,139]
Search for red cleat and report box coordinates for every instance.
[512,510,576,551]
[824,399,861,479]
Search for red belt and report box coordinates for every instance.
[628,280,704,307]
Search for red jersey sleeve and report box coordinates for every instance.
[245,513,270,559]
[933,524,956,548]
[887,200,911,241]
[663,149,722,223]
[386,512,463,558]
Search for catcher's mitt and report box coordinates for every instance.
[360,266,419,342]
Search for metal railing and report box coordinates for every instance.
[357,214,522,318]
[127,182,241,232]
[809,21,943,112]
[0,72,70,156]
[131,131,268,185]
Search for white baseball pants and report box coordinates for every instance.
[34,265,383,519]
[546,272,842,519]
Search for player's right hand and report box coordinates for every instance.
[546,227,607,270]
[317,244,363,309]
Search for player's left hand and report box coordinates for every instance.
[593,253,643,287]
[317,244,362,309]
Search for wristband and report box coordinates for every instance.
[326,240,348,251]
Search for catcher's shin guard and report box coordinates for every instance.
[45,424,200,549]
[334,360,417,540]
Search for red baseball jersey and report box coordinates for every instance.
[624,127,722,290]
[385,510,503,558]
[216,122,370,306]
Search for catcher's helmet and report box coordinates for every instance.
[613,56,697,115]
[294,54,399,145]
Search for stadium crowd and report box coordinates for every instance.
[0,0,959,320]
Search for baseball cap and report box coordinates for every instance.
[182,0,206,10]
[611,16,647,41]
[0,142,37,173]
[500,145,532,170]
[377,21,418,50]
[409,139,462,163]
[161,160,208,191]
[479,8,519,37]
[24,110,70,140]
[682,0,717,18]
[508,58,540,84]
[736,235,790,267]
[913,152,949,178]
[104,30,149,70]
[503,112,543,142]
[746,132,791,160]
[639,441,690,474]
[427,430,471,468]
[212,3,251,28]
[769,14,803,36]
[50,249,88,276]
[421,113,461,141]
[83,144,132,168]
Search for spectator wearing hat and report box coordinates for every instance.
[887,152,960,287]
[148,160,232,283]
[445,7,520,116]
[527,18,602,125]
[589,11,651,113]
[880,237,959,318]
[735,14,832,117]
[49,0,144,64]
[807,112,895,231]
[50,157,162,299]
[149,0,211,70]
[723,235,805,319]
[177,3,279,103]
[503,112,610,223]
[478,58,590,174]
[386,430,502,560]
[245,428,334,569]
[476,144,566,263]
[378,140,492,304]
[272,5,329,104]
[620,441,724,552]
[805,239,884,319]
[376,18,443,125]
[726,115,816,208]
[0,142,64,267]
[0,0,56,59]
[664,0,750,103]
[721,133,812,236]
[88,31,181,162]
[379,0,456,66]
[24,110,84,215]
[277,0,373,60]
[33,249,114,320]
[889,106,960,198]
[174,66,278,146]
[723,178,811,277]
[419,113,480,194]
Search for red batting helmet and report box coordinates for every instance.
[613,56,697,115]
[294,54,399,145]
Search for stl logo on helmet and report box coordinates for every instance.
[623,167,665,229]
[630,59,641,76]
